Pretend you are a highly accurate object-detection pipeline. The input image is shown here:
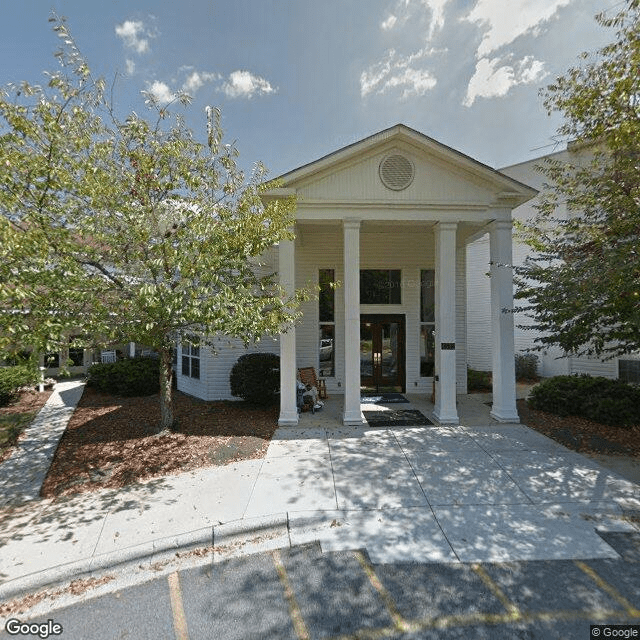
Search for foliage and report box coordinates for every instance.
[515,1,640,359]
[230,352,280,406]
[87,357,160,397]
[515,353,539,381]
[467,368,492,392]
[0,364,39,406]
[528,374,640,427]
[0,15,306,429]
[0,412,37,453]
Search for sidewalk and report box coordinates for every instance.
[1,387,639,602]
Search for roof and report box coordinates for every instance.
[274,124,538,203]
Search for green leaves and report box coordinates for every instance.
[517,1,640,359]
[1,15,303,428]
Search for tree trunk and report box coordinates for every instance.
[158,348,174,433]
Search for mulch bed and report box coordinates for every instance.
[41,387,278,499]
[517,399,640,457]
[0,388,53,463]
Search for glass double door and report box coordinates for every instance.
[360,314,405,393]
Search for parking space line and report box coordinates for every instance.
[471,563,521,619]
[575,560,640,618]
[354,551,414,634]
[326,608,632,640]
[272,549,310,640]
[167,571,190,640]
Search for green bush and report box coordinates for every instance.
[230,352,280,406]
[467,368,492,392]
[0,364,40,407]
[87,357,160,397]
[515,353,539,381]
[528,374,640,427]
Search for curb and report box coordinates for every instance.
[0,514,290,603]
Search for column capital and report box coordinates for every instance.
[436,221,458,231]
[343,218,362,229]
[490,219,513,232]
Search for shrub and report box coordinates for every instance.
[87,357,160,397]
[515,353,539,381]
[0,364,40,407]
[230,352,280,406]
[528,374,640,427]
[467,368,492,392]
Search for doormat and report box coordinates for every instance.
[361,393,410,404]
[364,409,433,427]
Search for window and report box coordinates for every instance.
[619,359,640,384]
[360,270,401,304]
[420,270,435,377]
[319,269,335,377]
[69,336,84,367]
[44,352,60,368]
[181,336,200,379]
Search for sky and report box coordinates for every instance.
[0,0,622,179]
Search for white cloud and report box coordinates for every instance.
[360,48,438,98]
[147,80,175,105]
[464,0,571,57]
[422,0,449,37]
[381,14,398,30]
[125,59,136,75]
[222,71,276,99]
[115,19,155,54]
[182,71,220,95]
[463,55,547,107]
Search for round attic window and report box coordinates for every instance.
[379,154,414,191]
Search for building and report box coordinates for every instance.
[466,145,640,383]
[176,124,537,426]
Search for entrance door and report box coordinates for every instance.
[360,315,405,393]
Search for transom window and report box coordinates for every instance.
[360,270,401,304]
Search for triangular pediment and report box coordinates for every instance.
[271,125,536,209]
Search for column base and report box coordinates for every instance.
[490,407,520,423]
[278,411,299,426]
[432,409,459,426]
[342,411,365,426]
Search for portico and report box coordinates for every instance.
[265,125,536,427]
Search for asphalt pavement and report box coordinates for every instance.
[2,539,640,639]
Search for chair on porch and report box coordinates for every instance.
[298,367,328,400]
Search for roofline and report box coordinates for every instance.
[275,123,537,199]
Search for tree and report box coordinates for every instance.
[515,0,640,359]
[0,16,305,431]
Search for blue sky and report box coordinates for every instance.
[0,1,619,178]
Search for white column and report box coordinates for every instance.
[343,218,364,425]
[129,342,136,358]
[489,219,519,422]
[433,222,459,424]
[278,235,298,426]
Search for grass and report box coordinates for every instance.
[0,412,37,453]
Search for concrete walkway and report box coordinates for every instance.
[0,388,638,602]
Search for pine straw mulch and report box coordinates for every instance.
[0,388,53,464]
[40,387,278,499]
[517,398,640,457]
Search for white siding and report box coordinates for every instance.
[467,149,629,380]
[297,142,497,206]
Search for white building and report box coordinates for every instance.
[176,124,537,426]
[466,145,640,383]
